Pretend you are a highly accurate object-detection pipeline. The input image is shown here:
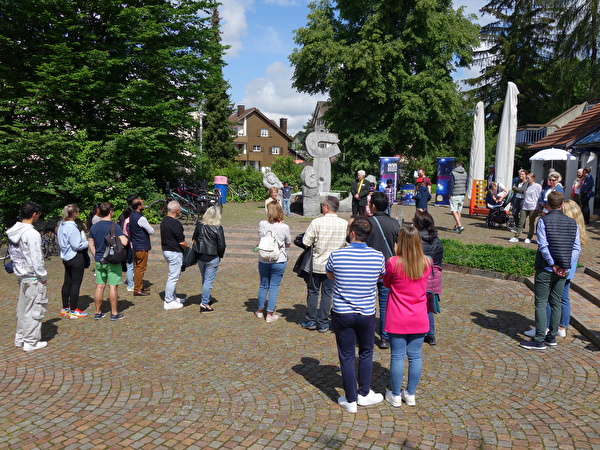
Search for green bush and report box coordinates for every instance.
[441,238,536,277]
[208,163,265,202]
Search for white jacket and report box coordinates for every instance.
[6,222,47,281]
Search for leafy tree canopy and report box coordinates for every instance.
[0,0,227,219]
[289,0,479,175]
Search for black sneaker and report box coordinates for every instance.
[378,338,390,349]
[519,340,546,350]
[110,313,125,321]
[94,312,106,320]
[544,336,558,346]
[457,226,465,233]
[424,335,437,346]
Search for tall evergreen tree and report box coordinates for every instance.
[289,0,479,175]
[554,0,600,99]
[0,0,225,215]
[467,0,555,126]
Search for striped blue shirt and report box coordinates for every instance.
[326,242,385,315]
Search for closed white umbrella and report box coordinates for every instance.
[495,82,519,189]
[468,101,485,198]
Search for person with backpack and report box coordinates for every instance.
[255,202,291,323]
[7,201,49,352]
[88,203,128,321]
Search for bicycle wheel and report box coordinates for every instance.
[148,199,168,217]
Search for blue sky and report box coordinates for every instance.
[220,0,490,135]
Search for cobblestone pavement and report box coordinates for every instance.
[1,203,599,449]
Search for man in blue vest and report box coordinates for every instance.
[520,191,581,351]
[129,199,155,296]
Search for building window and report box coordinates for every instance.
[253,145,261,152]
[261,128,269,137]
[271,146,280,155]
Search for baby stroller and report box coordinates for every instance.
[486,190,517,231]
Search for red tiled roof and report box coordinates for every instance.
[528,104,600,150]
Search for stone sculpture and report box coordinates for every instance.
[305,132,340,193]
[301,166,320,217]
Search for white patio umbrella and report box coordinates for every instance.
[495,82,519,189]
[529,148,578,199]
[468,101,485,198]
[529,148,577,161]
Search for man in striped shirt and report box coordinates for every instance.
[326,216,386,413]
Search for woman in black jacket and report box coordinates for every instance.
[413,211,443,346]
[192,206,226,312]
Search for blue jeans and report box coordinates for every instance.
[282,198,290,216]
[163,251,183,303]
[331,311,376,403]
[427,312,435,338]
[126,262,134,290]
[198,257,221,306]
[257,261,286,312]
[534,269,566,341]
[389,333,425,396]
[546,279,571,328]
[377,280,390,340]
[306,273,334,328]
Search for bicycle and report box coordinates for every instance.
[35,218,60,259]
[149,182,222,222]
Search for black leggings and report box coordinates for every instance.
[61,252,85,310]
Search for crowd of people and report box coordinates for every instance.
[5,165,593,413]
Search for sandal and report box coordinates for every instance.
[200,304,215,312]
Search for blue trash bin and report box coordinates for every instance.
[213,176,228,204]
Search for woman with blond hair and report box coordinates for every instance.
[524,200,588,338]
[383,225,432,407]
[256,202,291,322]
[192,206,226,312]
[57,204,89,318]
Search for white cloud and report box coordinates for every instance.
[220,0,253,58]
[241,62,320,135]
[264,0,303,5]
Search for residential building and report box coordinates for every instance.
[229,105,299,170]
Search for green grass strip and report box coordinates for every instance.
[441,238,536,277]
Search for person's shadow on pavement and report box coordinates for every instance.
[471,309,533,342]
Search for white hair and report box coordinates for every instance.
[167,201,181,213]
[357,170,366,177]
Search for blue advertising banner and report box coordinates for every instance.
[379,157,400,206]
[435,157,455,206]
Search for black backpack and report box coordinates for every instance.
[100,223,128,264]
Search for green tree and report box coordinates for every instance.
[467,0,555,125]
[289,0,479,175]
[554,0,600,99]
[0,0,226,216]
[271,156,303,188]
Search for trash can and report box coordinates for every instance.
[213,176,228,204]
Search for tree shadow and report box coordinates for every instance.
[471,309,533,342]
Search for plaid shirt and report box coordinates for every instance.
[302,214,348,274]
[384,186,396,205]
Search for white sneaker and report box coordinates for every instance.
[524,328,548,338]
[385,390,402,407]
[164,301,183,310]
[357,390,384,406]
[401,389,416,406]
[524,239,531,244]
[338,396,357,413]
[177,298,185,304]
[127,286,135,292]
[557,327,567,338]
[265,314,280,323]
[509,237,519,243]
[23,341,47,352]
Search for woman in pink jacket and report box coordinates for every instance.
[383,225,432,407]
